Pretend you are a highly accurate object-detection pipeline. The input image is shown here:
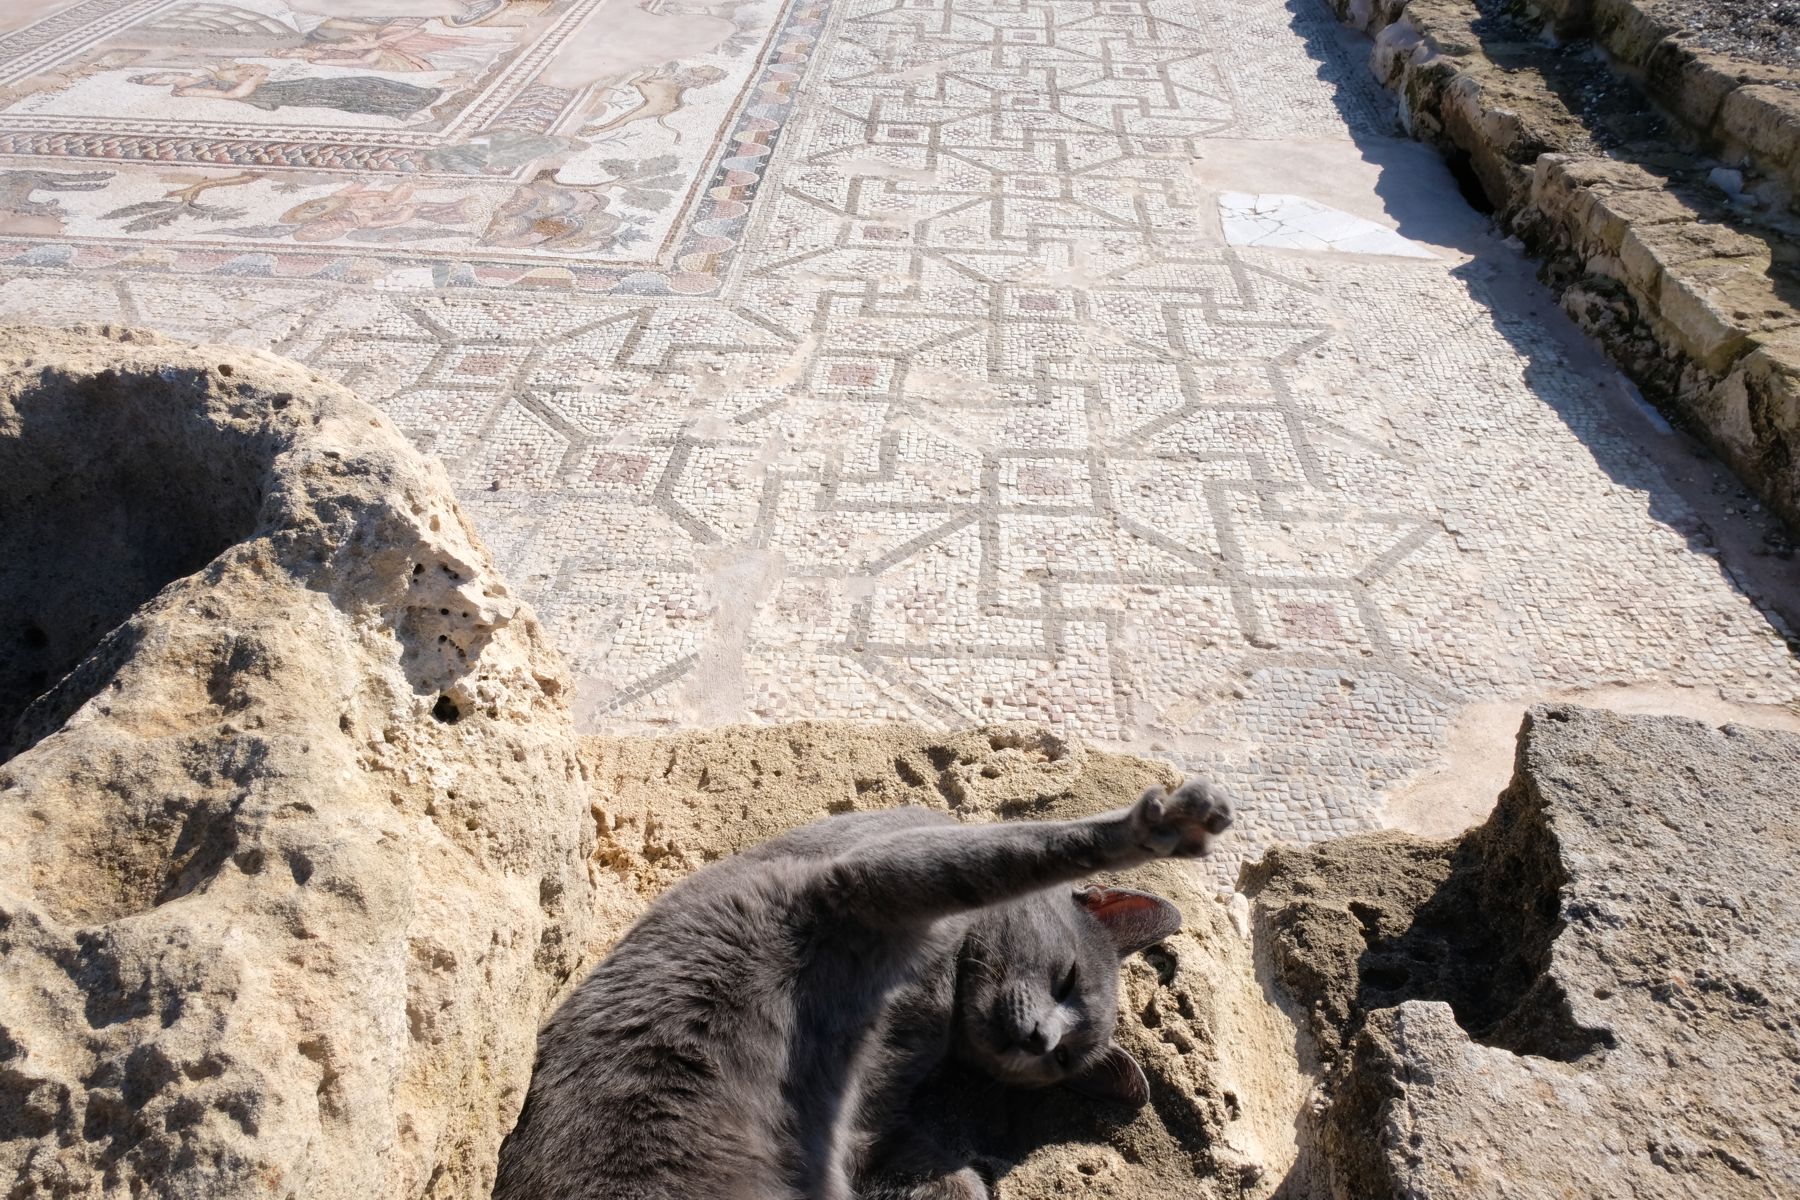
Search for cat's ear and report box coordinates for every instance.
[1064,1043,1150,1108]
[1074,886,1182,957]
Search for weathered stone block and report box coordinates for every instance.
[1589,0,1676,64]
[1717,329,1800,524]
[1617,218,1766,307]
[1527,0,1592,39]
[1655,257,1781,372]
[0,326,596,1198]
[1247,705,1800,1199]
[1584,187,1700,273]
[1720,84,1800,172]
[1646,43,1799,135]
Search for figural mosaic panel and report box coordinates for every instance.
[0,0,819,292]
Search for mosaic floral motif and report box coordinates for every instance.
[104,172,261,233]
[0,0,823,291]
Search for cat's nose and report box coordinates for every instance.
[1022,1009,1068,1056]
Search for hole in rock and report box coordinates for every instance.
[1443,148,1496,215]
[1,364,267,759]
[432,695,462,724]
[1350,823,1616,1062]
[1360,964,1411,992]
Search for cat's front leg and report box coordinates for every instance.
[823,776,1232,925]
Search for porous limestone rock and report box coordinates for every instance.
[0,326,595,1198]
[1246,704,1800,1198]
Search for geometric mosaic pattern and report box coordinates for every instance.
[2,0,1796,880]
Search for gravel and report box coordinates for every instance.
[1644,0,1800,72]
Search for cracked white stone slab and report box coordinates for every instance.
[1218,192,1436,258]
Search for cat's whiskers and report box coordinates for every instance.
[960,931,1005,985]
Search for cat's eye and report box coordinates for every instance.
[1053,962,1078,1002]
[1054,1046,1070,1068]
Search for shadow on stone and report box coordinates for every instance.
[1252,703,1800,1198]
[1244,709,1617,1069]
[0,361,270,755]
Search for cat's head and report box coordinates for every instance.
[953,885,1180,1108]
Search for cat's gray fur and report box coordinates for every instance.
[492,778,1233,1200]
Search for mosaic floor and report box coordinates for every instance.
[3,0,1798,873]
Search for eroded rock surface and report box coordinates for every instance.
[0,326,595,1197]
[1246,704,1800,1198]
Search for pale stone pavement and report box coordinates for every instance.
[2,0,1797,878]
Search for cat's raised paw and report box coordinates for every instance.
[1130,776,1233,858]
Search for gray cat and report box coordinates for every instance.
[492,777,1233,1200]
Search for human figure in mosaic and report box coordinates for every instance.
[482,175,622,250]
[128,62,442,121]
[279,181,481,241]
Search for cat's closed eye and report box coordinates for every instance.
[1053,962,1078,1002]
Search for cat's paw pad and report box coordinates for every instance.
[1131,776,1233,857]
